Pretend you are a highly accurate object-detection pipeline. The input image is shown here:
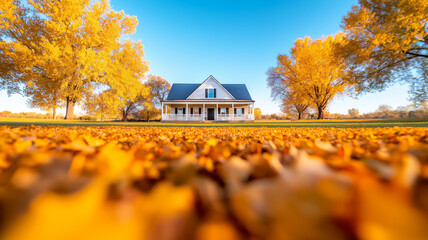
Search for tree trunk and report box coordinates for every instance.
[317,106,325,120]
[65,97,75,120]
[52,107,56,119]
[122,109,128,122]
[295,104,307,120]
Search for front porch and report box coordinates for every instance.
[161,101,255,122]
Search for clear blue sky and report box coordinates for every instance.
[0,0,411,115]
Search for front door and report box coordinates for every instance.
[207,108,214,120]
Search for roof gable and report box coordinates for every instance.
[186,75,235,100]
[165,75,253,101]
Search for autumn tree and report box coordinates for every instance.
[254,107,262,120]
[137,89,160,121]
[281,103,308,120]
[118,84,150,121]
[26,87,63,119]
[138,104,161,121]
[83,90,119,121]
[107,40,149,121]
[119,100,139,121]
[85,79,148,122]
[116,75,169,121]
[146,75,171,107]
[274,34,352,119]
[0,0,148,119]
[340,0,428,105]
[121,75,169,122]
[377,104,393,119]
[267,68,310,120]
[0,0,44,95]
[348,108,360,118]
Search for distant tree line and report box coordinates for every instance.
[343,104,428,120]
[267,0,427,120]
[252,103,428,121]
[0,111,54,119]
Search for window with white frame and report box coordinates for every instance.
[236,108,242,115]
[177,108,183,114]
[220,108,226,115]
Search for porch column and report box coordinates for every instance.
[252,103,255,120]
[161,102,164,120]
[203,103,205,121]
[232,103,234,121]
[216,103,218,121]
[186,103,188,121]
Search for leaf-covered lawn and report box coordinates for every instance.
[1,125,428,240]
[1,117,428,128]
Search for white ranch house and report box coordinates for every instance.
[161,76,255,122]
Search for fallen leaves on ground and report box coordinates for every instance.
[0,125,427,240]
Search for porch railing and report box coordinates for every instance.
[188,114,203,121]
[162,114,203,121]
[233,114,253,120]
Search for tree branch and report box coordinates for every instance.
[404,51,428,58]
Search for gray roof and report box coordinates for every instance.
[166,84,200,100]
[166,82,253,101]
[223,84,252,100]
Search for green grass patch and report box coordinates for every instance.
[0,117,427,128]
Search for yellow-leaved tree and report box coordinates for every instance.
[0,0,44,95]
[254,107,262,120]
[83,89,120,120]
[117,75,170,122]
[0,0,148,119]
[146,75,171,107]
[273,34,352,119]
[25,86,63,119]
[135,75,170,121]
[267,68,311,119]
[340,0,428,105]
[104,40,149,121]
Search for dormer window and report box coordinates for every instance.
[205,88,216,98]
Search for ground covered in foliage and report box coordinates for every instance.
[1,117,428,128]
[0,126,428,240]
